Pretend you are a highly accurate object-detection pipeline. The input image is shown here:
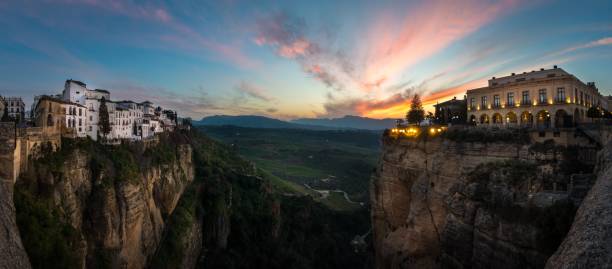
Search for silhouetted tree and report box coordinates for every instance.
[406,94,425,124]
[99,97,111,138]
[1,105,10,122]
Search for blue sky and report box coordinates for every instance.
[0,0,611,119]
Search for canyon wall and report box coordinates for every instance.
[15,139,194,269]
[371,133,579,269]
[545,141,612,268]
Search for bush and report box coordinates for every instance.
[443,127,530,144]
[14,187,80,269]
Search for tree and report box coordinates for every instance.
[1,105,10,122]
[586,106,603,123]
[406,94,425,124]
[99,97,111,138]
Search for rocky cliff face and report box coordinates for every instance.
[371,135,576,269]
[0,181,31,269]
[545,141,612,268]
[16,139,194,269]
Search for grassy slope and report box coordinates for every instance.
[198,126,380,209]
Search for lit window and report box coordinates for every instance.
[507,92,514,106]
[556,88,565,103]
[522,91,530,105]
[493,95,500,108]
[538,89,547,104]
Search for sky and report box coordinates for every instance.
[0,0,611,120]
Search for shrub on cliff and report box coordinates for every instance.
[443,127,530,144]
[14,185,80,269]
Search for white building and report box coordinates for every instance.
[63,102,88,137]
[53,79,176,141]
[6,97,25,121]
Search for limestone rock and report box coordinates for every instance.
[545,142,612,268]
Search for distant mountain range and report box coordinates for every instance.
[194,115,396,130]
[292,115,396,130]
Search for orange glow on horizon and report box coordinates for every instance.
[361,79,487,119]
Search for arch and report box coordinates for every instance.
[536,110,551,129]
[479,114,490,124]
[492,113,503,124]
[574,108,580,124]
[469,115,477,125]
[47,114,54,126]
[520,111,533,127]
[555,109,570,128]
[506,112,518,125]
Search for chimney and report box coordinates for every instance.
[492,77,496,79]
[511,73,515,76]
[540,68,544,71]
[554,65,558,69]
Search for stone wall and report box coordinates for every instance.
[0,123,61,183]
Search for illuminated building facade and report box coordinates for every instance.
[466,66,608,128]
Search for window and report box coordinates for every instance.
[574,88,578,103]
[522,91,530,105]
[507,92,515,106]
[493,95,500,108]
[79,108,82,116]
[538,89,547,104]
[481,96,488,108]
[556,88,565,103]
[79,119,82,126]
[580,91,584,105]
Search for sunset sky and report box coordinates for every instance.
[1,0,611,119]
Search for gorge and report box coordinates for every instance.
[371,127,612,268]
[0,128,371,269]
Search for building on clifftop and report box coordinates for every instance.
[466,66,608,128]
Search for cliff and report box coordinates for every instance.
[371,131,580,269]
[0,180,31,269]
[14,133,194,269]
[7,129,371,269]
[545,141,612,268]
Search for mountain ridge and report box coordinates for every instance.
[195,115,396,130]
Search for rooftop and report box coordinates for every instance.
[488,66,570,86]
[94,89,110,93]
[434,97,465,107]
[66,79,86,87]
[38,95,85,107]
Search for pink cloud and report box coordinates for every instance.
[552,37,612,56]
[362,0,520,88]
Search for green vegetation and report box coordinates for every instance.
[406,94,424,124]
[150,185,200,269]
[152,129,372,269]
[15,133,189,269]
[466,160,538,187]
[14,186,80,269]
[16,128,373,269]
[464,160,576,255]
[198,125,380,205]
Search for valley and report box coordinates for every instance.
[199,125,381,211]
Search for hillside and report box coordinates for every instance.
[199,125,381,207]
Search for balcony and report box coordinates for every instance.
[554,98,566,104]
[520,101,531,106]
